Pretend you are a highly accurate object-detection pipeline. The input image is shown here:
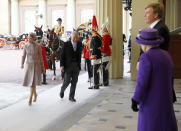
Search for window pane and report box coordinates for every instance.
[81,9,94,23]
[52,10,64,26]
[24,10,36,33]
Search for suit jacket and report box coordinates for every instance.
[153,20,170,51]
[139,20,170,56]
[60,40,81,71]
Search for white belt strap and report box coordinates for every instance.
[91,59,101,65]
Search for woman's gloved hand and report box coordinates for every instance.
[131,99,139,112]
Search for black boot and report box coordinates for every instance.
[42,74,47,84]
[88,85,99,89]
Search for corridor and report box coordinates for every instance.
[0,73,180,131]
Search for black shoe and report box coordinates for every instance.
[69,97,76,102]
[88,86,99,89]
[88,86,94,89]
[60,92,64,98]
[103,82,109,86]
[42,82,47,85]
[94,86,99,89]
[99,84,103,86]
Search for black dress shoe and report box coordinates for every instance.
[88,86,99,89]
[42,82,47,85]
[60,92,64,98]
[103,82,109,86]
[94,86,99,89]
[88,86,94,89]
[69,97,76,102]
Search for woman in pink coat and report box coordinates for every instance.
[21,33,45,106]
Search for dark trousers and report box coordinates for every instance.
[48,60,52,69]
[60,62,80,99]
[102,62,109,86]
[86,59,93,79]
[61,71,65,79]
[93,64,100,86]
[42,70,46,83]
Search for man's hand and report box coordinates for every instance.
[131,99,139,112]
[61,66,64,72]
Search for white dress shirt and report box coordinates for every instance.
[149,19,161,29]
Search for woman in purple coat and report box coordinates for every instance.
[132,28,178,131]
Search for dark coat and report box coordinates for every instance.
[90,33,102,60]
[133,48,178,131]
[154,20,170,51]
[140,20,170,56]
[60,40,81,71]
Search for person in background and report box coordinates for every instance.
[89,29,102,89]
[123,34,127,56]
[37,36,49,84]
[89,15,102,89]
[53,18,64,38]
[82,32,93,82]
[101,25,112,86]
[132,28,178,131]
[21,32,45,106]
[127,29,132,63]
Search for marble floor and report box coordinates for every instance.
[0,70,180,131]
[67,79,181,131]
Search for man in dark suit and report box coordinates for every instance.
[144,3,170,50]
[137,3,176,103]
[59,32,81,102]
[138,3,170,70]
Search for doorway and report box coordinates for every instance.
[122,0,132,78]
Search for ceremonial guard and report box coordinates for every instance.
[101,21,112,86]
[37,36,49,84]
[89,16,102,89]
[53,18,64,38]
[82,33,93,82]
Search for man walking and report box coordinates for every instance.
[59,32,82,102]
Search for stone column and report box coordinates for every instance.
[66,0,76,31]
[11,0,19,35]
[96,0,123,79]
[38,0,47,30]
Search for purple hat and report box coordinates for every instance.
[135,28,164,45]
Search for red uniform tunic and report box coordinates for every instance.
[83,39,90,59]
[40,45,49,69]
[101,33,111,56]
